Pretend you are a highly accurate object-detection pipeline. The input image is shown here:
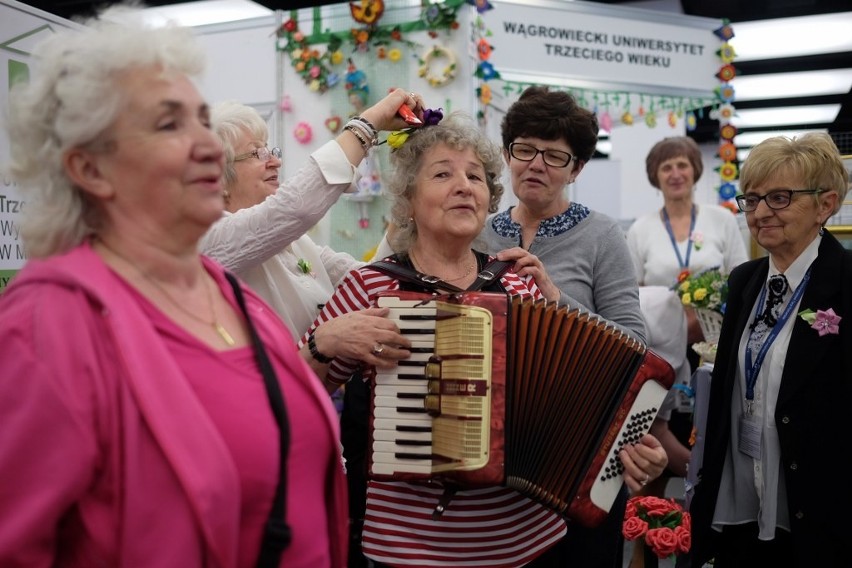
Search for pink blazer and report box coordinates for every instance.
[0,243,347,567]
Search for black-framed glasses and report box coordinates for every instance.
[234,146,282,163]
[508,142,574,168]
[735,189,826,212]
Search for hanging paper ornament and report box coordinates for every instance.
[293,121,313,144]
[716,64,737,83]
[717,43,736,64]
[718,162,738,182]
[324,116,342,133]
[710,103,735,125]
[469,0,494,12]
[719,124,738,140]
[279,95,293,112]
[686,111,697,131]
[621,111,634,126]
[350,0,385,26]
[645,113,657,128]
[667,111,677,128]
[719,182,737,200]
[477,83,492,105]
[716,84,736,103]
[713,20,735,41]
[719,142,737,162]
[599,110,613,133]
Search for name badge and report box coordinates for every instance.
[738,413,762,459]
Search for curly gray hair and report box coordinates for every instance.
[385,112,504,252]
[5,11,206,258]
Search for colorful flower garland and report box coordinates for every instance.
[712,19,740,211]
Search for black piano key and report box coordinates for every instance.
[397,393,426,399]
[395,452,432,460]
[396,425,432,432]
[396,407,428,414]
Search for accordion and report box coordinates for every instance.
[369,291,674,527]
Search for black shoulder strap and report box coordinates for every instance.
[369,254,513,294]
[224,272,292,568]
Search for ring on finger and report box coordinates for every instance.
[409,92,416,99]
[640,473,650,486]
[372,343,385,356]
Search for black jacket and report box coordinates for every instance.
[690,230,852,567]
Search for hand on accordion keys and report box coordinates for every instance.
[618,433,669,494]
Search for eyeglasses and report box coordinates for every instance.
[234,146,282,163]
[735,189,826,212]
[509,142,574,168]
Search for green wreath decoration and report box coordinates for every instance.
[418,45,457,88]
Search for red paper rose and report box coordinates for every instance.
[623,496,691,560]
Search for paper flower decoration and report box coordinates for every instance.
[324,116,342,133]
[719,124,737,141]
[720,200,740,215]
[718,162,738,182]
[718,142,737,162]
[685,112,697,131]
[690,231,704,251]
[388,48,402,62]
[710,103,735,125]
[677,267,729,314]
[475,60,500,81]
[713,21,735,41]
[717,42,736,63]
[293,122,313,144]
[468,0,494,12]
[350,0,385,25]
[477,38,493,60]
[279,95,293,112]
[799,308,841,336]
[716,84,736,103]
[716,64,737,82]
[477,83,492,105]
[381,107,444,150]
[600,111,613,133]
[622,111,634,125]
[667,111,677,128]
[623,496,691,560]
[645,113,657,128]
[719,182,737,200]
[297,258,314,276]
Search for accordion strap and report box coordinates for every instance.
[370,253,513,294]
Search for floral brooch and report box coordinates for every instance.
[297,258,315,278]
[798,308,841,336]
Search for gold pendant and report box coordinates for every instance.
[214,322,236,346]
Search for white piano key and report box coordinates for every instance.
[372,440,432,455]
[374,384,428,397]
[371,428,433,443]
[373,417,432,432]
[374,405,431,422]
[371,457,434,476]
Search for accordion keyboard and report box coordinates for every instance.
[371,296,494,476]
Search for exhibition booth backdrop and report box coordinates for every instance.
[1,0,736,288]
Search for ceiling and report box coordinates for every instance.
[18,0,852,154]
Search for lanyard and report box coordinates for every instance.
[662,205,696,271]
[743,267,812,408]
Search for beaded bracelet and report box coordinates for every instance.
[343,124,370,151]
[351,115,377,138]
[345,118,377,147]
[307,332,334,364]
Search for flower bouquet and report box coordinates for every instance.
[623,495,691,561]
[676,266,729,343]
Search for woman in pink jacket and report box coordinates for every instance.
[0,10,346,568]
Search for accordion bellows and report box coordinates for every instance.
[369,291,674,527]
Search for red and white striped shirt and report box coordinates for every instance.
[302,259,567,567]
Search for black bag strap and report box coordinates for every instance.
[224,272,292,568]
[370,253,513,294]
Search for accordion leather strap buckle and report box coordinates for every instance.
[419,274,441,284]
[477,269,496,281]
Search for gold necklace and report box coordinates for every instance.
[410,249,475,282]
[99,239,236,346]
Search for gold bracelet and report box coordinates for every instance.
[343,124,370,151]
